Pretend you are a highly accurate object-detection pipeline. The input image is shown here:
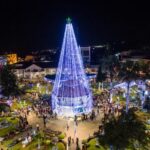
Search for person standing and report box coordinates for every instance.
[76,137,79,148]
[74,122,77,139]
[67,122,69,131]
[43,114,47,127]
[36,123,39,131]
[68,137,71,146]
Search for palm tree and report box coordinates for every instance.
[102,55,120,88]
[96,66,106,90]
[99,108,149,149]
[118,61,140,113]
[103,55,120,103]
[139,61,150,80]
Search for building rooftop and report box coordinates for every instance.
[13,61,57,69]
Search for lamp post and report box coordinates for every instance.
[37,138,40,149]
[110,90,113,103]
[141,82,146,109]
[116,96,119,111]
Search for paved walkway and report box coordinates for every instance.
[27,111,104,149]
[0,111,103,150]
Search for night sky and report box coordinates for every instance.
[0,0,150,51]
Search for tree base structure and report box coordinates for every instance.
[52,95,92,117]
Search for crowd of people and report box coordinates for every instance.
[0,85,142,150]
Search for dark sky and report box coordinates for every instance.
[0,0,150,51]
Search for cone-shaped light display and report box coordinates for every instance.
[51,19,93,117]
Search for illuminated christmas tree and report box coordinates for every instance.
[51,18,92,116]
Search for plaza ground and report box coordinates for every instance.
[27,110,103,149]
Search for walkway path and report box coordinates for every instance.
[27,110,104,149]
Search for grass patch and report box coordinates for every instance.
[11,100,32,110]
[58,133,66,140]
[87,138,106,150]
[57,142,65,150]
[0,117,19,137]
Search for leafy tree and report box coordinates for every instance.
[0,65,19,97]
[100,55,120,103]
[139,61,150,78]
[99,109,150,150]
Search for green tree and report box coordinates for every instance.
[0,65,19,97]
[139,61,150,77]
[101,55,120,103]
[99,109,150,150]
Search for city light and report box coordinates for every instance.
[51,20,93,117]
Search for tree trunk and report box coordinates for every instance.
[126,82,130,113]
[110,91,113,103]
[110,81,113,89]
[110,80,113,103]
[98,82,101,90]
[141,82,146,109]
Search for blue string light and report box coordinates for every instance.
[51,21,93,117]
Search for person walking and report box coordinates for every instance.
[43,114,47,127]
[36,123,39,131]
[74,125,77,138]
[76,137,79,149]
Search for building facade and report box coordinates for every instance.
[13,62,56,80]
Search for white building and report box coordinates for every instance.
[13,61,99,81]
[13,61,56,80]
